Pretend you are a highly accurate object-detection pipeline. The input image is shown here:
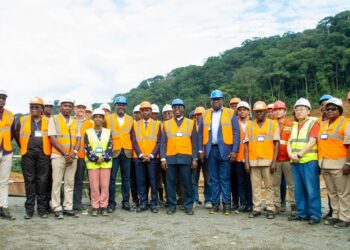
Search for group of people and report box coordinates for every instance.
[0,89,349,229]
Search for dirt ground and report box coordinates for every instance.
[1,196,350,250]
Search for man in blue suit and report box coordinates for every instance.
[198,90,240,215]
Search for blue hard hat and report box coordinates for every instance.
[210,89,224,99]
[114,96,128,105]
[319,94,333,105]
[171,98,185,107]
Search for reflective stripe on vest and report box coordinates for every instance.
[85,128,112,169]
[78,120,94,158]
[0,109,14,151]
[134,119,160,156]
[164,118,193,156]
[290,117,318,163]
[19,115,51,156]
[108,114,133,150]
[52,115,79,155]
[203,107,234,145]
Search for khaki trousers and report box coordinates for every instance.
[273,161,295,207]
[51,157,77,211]
[0,152,12,208]
[250,166,275,212]
[322,168,350,222]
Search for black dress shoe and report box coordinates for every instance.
[24,213,33,219]
[53,211,64,219]
[107,204,116,213]
[63,210,79,217]
[209,205,220,214]
[38,212,48,219]
[136,206,148,213]
[122,202,131,211]
[248,210,261,218]
[167,208,176,215]
[185,209,194,215]
[150,207,158,213]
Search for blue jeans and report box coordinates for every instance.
[135,160,158,207]
[192,160,211,203]
[108,152,131,206]
[234,161,252,206]
[207,145,231,205]
[292,161,322,220]
[166,164,193,210]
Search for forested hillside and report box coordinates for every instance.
[114,11,350,113]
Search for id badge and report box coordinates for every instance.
[95,147,103,154]
[176,132,183,137]
[257,136,265,142]
[280,140,286,145]
[34,131,42,137]
[320,133,328,140]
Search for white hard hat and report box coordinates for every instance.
[237,101,250,110]
[59,98,75,106]
[267,103,274,109]
[327,97,343,108]
[92,108,105,117]
[162,104,172,113]
[0,90,8,96]
[44,98,54,106]
[294,98,311,109]
[133,104,140,113]
[152,104,160,113]
[75,101,87,108]
[86,105,93,112]
[100,103,111,112]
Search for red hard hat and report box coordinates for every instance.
[273,100,287,110]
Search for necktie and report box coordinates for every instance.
[145,120,148,129]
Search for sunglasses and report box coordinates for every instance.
[0,95,7,100]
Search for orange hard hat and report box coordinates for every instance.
[139,101,152,109]
[253,101,267,111]
[273,100,287,110]
[194,106,205,115]
[29,97,44,106]
[230,97,241,104]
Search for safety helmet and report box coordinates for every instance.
[326,97,343,108]
[237,101,250,110]
[253,101,268,111]
[100,103,111,112]
[29,97,44,106]
[113,96,127,105]
[140,101,152,109]
[133,104,140,113]
[273,101,287,110]
[0,90,8,97]
[59,98,75,106]
[44,98,54,106]
[92,108,105,117]
[86,105,93,112]
[230,97,241,104]
[162,104,172,113]
[319,94,333,105]
[210,89,224,99]
[151,104,160,113]
[172,99,185,107]
[194,106,205,115]
[294,98,311,110]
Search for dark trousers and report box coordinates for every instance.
[192,159,211,203]
[108,151,131,206]
[207,145,231,205]
[135,160,158,207]
[234,161,252,206]
[21,151,51,214]
[73,158,86,210]
[166,164,193,210]
[231,162,239,206]
[281,173,286,203]
[130,159,139,204]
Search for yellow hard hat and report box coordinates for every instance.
[230,97,241,104]
[194,106,205,115]
[253,101,268,111]
[140,101,152,109]
[29,97,44,106]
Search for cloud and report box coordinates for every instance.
[0,0,348,113]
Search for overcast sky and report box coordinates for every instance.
[0,0,348,113]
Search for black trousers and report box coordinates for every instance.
[73,158,87,210]
[21,151,51,214]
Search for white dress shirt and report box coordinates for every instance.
[211,108,222,144]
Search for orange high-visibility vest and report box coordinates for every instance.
[318,116,349,159]
[278,119,293,161]
[106,114,133,151]
[77,119,94,158]
[0,109,14,151]
[203,107,234,145]
[51,114,79,155]
[134,119,160,157]
[19,115,51,156]
[246,119,278,161]
[163,118,194,156]
[236,120,251,162]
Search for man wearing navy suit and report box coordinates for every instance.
[198,90,240,215]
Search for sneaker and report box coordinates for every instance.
[0,207,16,220]
[107,204,116,213]
[334,220,350,228]
[63,209,79,217]
[324,218,339,225]
[24,212,33,220]
[150,206,158,213]
[122,202,132,211]
[167,207,176,215]
[322,211,332,220]
[249,210,261,218]
[223,205,231,215]
[53,211,64,220]
[308,218,321,225]
[238,205,247,213]
[266,210,275,219]
[91,209,98,217]
[204,202,213,209]
[193,202,200,208]
[209,205,220,214]
[101,208,108,216]
[185,209,194,215]
[39,212,48,219]
[136,205,148,213]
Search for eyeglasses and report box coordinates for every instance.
[0,95,7,100]
[325,107,338,112]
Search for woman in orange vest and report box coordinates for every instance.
[318,98,350,228]
[15,97,52,219]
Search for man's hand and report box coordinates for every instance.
[245,162,250,173]
[161,160,168,170]
[290,154,299,163]
[191,159,198,169]
[342,164,350,175]
[228,152,237,163]
[199,152,204,161]
[270,161,276,174]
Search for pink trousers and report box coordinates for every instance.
[88,168,111,209]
